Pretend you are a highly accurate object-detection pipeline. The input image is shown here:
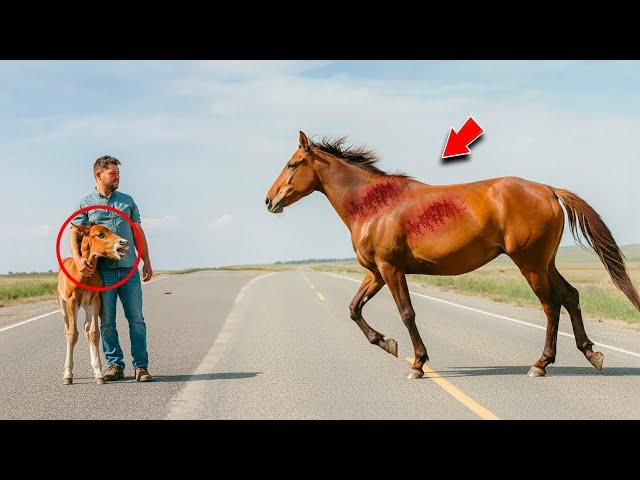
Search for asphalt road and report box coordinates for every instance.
[1,269,640,419]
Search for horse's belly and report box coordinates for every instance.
[405,219,501,275]
[406,241,502,275]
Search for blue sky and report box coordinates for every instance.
[1,60,639,273]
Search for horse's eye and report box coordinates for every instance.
[97,233,105,239]
[287,163,297,169]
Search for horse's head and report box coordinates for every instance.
[265,131,321,214]
[71,223,130,260]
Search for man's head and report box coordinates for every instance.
[94,155,121,192]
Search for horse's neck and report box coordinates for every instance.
[314,154,376,229]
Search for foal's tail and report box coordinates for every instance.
[552,187,640,312]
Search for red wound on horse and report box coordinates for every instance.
[345,181,407,219]
[405,199,462,236]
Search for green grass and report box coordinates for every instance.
[412,273,640,323]
[4,244,639,322]
[0,281,58,306]
[411,274,538,304]
[310,259,640,325]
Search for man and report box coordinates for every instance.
[70,155,154,382]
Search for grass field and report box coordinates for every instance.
[309,248,640,324]
[0,273,58,307]
[3,245,640,324]
[0,270,174,307]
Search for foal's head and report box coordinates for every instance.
[71,224,130,260]
[265,131,321,214]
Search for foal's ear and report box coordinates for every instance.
[70,223,91,237]
[299,131,311,152]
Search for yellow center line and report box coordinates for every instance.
[405,358,499,420]
[316,292,325,301]
[300,271,314,289]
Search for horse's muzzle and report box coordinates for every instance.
[265,196,284,214]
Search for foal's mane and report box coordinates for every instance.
[311,137,410,178]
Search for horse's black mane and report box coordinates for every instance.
[311,137,410,178]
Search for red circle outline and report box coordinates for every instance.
[56,205,143,292]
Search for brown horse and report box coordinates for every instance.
[266,132,640,379]
[58,223,129,384]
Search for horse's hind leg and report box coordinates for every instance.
[349,270,397,357]
[84,297,105,385]
[378,262,428,379]
[548,264,604,371]
[509,254,562,377]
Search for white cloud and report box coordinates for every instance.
[0,225,53,240]
[143,215,177,229]
[29,225,53,237]
[208,214,233,230]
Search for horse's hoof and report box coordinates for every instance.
[386,338,398,358]
[96,378,106,385]
[527,366,546,377]
[406,369,424,380]
[63,378,73,385]
[590,351,604,372]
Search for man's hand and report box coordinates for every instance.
[142,262,153,282]
[74,257,95,278]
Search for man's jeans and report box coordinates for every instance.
[99,268,148,370]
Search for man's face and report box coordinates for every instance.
[96,165,120,191]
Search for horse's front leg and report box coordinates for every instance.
[63,299,79,385]
[84,296,105,385]
[378,262,429,379]
[349,270,397,357]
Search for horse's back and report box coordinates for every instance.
[401,176,562,274]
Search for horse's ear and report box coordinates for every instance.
[299,131,311,152]
[71,223,91,237]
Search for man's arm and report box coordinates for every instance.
[134,222,153,281]
[69,227,95,277]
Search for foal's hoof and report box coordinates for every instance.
[526,366,546,377]
[590,351,604,372]
[96,378,106,385]
[63,378,73,385]
[406,369,424,380]
[385,338,398,358]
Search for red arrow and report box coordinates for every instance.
[442,116,484,159]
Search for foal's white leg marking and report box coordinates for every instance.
[84,303,104,381]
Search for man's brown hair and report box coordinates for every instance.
[93,155,121,176]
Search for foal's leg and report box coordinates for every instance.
[349,270,397,356]
[84,297,105,385]
[514,264,562,377]
[548,264,604,371]
[63,300,79,385]
[378,262,429,379]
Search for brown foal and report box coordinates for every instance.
[57,223,129,385]
[266,132,640,379]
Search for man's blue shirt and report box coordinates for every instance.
[72,188,141,269]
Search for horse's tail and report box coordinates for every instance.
[552,187,640,312]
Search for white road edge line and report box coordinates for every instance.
[166,271,279,419]
[321,271,640,360]
[0,274,170,334]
